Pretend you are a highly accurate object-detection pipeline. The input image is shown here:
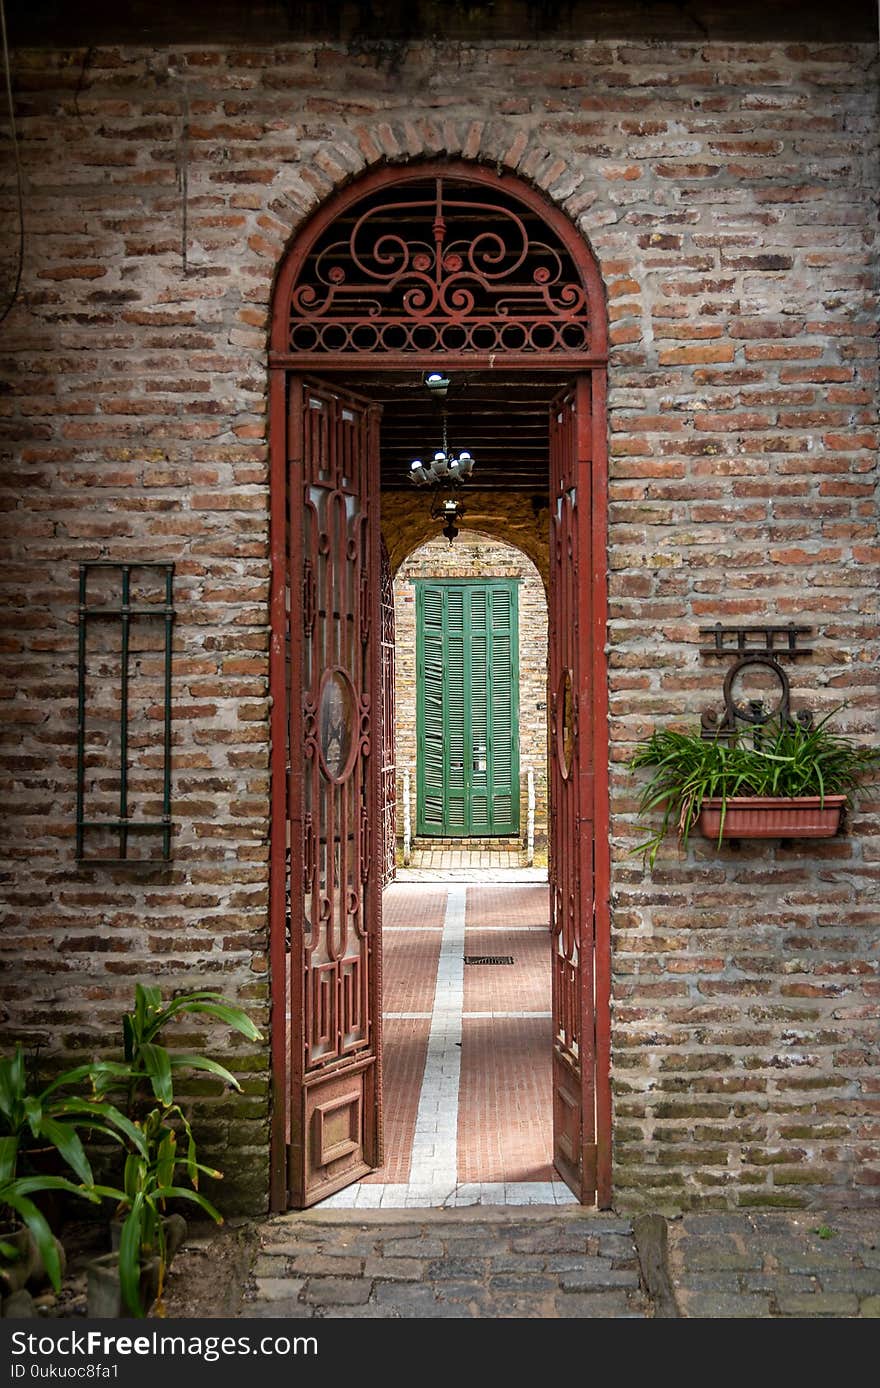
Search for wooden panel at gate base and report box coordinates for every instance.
[552,1052,581,1190]
[296,1059,376,1207]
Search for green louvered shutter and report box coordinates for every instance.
[418,585,445,832]
[488,585,517,834]
[444,587,468,832]
[417,580,519,837]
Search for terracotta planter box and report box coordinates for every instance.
[698,795,846,841]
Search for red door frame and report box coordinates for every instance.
[268,160,612,1210]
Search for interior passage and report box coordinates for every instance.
[321,881,575,1208]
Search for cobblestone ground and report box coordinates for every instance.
[668,1211,880,1318]
[240,1209,651,1319]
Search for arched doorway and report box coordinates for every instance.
[268,162,610,1210]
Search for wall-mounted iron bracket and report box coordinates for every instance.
[698,623,814,740]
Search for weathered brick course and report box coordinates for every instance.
[0,32,877,1212]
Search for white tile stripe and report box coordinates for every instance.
[320,1180,577,1209]
[405,884,466,1195]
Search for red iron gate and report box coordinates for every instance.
[272,376,383,1209]
[380,540,396,889]
[548,378,600,1203]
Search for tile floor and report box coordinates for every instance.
[320,877,576,1209]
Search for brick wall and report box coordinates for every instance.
[392,532,548,849]
[0,34,877,1211]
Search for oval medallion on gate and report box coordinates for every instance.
[318,668,358,783]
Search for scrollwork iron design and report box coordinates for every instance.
[288,176,591,356]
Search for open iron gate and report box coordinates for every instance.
[548,378,600,1204]
[271,376,383,1209]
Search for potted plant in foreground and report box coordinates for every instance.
[89,1106,223,1317]
[82,984,262,1317]
[0,1045,140,1304]
[629,712,879,868]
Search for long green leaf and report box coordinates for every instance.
[34,1116,93,1184]
[118,1194,146,1316]
[139,1044,173,1106]
[2,1190,61,1292]
[11,1174,99,1200]
[156,996,262,1041]
[156,1131,176,1191]
[39,1063,108,1099]
[169,1054,242,1091]
[0,1136,19,1182]
[151,1184,223,1223]
[80,1060,137,1099]
[51,1099,148,1156]
[0,1054,17,1124]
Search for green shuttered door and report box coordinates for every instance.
[417,580,520,837]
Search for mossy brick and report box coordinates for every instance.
[736,1194,810,1210]
[680,1244,761,1272]
[772,1169,834,1185]
[381,1238,445,1258]
[775,1292,860,1316]
[361,1257,426,1281]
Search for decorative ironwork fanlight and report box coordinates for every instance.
[285,173,592,358]
[408,373,474,489]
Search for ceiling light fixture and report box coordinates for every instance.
[408,372,474,489]
[432,497,461,544]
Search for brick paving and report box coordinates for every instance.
[323,880,561,1207]
[241,1208,650,1319]
[361,1018,430,1185]
[462,926,549,1014]
[458,1016,554,1183]
[464,882,550,930]
[379,924,443,1014]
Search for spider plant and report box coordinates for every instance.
[629,712,879,868]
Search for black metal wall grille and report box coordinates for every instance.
[75,562,174,863]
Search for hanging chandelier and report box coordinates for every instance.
[408,373,475,488]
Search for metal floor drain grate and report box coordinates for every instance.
[463,955,514,966]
